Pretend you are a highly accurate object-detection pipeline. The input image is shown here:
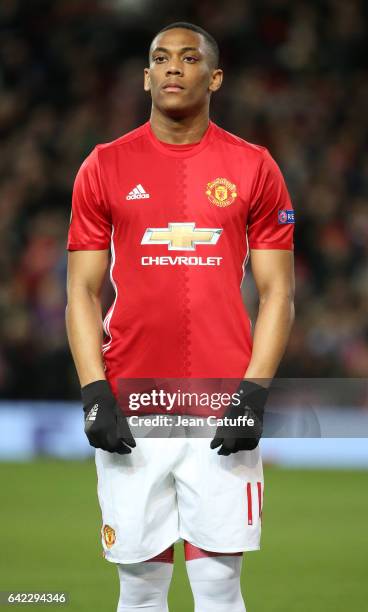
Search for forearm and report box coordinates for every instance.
[245,292,295,381]
[66,288,106,387]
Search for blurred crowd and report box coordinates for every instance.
[0,0,367,399]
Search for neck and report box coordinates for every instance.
[149,106,210,144]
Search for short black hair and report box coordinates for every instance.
[150,22,219,68]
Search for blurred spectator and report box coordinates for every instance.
[0,0,367,398]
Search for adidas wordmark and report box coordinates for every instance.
[126,184,150,200]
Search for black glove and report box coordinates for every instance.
[82,380,136,454]
[210,380,268,455]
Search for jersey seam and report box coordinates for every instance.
[249,241,294,249]
[95,126,147,153]
[94,147,109,217]
[215,128,267,154]
[248,148,267,211]
[102,225,118,355]
[67,242,110,250]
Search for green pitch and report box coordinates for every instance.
[1,460,367,611]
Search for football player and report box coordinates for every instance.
[66,22,295,612]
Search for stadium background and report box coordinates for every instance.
[0,1,367,611]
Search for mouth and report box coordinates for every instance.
[162,82,184,93]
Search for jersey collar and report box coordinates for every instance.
[145,120,215,158]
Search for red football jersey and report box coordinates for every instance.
[68,121,294,397]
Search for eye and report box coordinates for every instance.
[184,56,199,63]
[153,55,166,63]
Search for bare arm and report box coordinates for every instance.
[66,250,109,387]
[244,249,295,382]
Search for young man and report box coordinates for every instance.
[66,22,295,612]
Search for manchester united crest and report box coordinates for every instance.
[103,524,116,548]
[206,178,237,207]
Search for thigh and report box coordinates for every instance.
[117,552,174,612]
[174,438,264,553]
[95,438,182,563]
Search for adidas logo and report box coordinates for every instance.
[87,403,99,422]
[126,184,150,200]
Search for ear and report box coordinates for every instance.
[209,69,223,93]
[144,68,151,92]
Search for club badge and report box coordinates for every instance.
[206,178,237,207]
[103,524,116,548]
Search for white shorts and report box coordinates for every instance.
[95,437,264,564]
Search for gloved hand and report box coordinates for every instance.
[82,379,136,454]
[210,380,268,455]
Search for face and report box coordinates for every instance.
[144,28,223,117]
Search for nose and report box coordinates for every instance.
[166,62,183,77]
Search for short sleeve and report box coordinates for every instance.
[247,149,294,250]
[67,148,111,251]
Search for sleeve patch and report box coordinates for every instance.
[278,210,295,224]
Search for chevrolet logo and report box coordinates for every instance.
[141,222,222,251]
